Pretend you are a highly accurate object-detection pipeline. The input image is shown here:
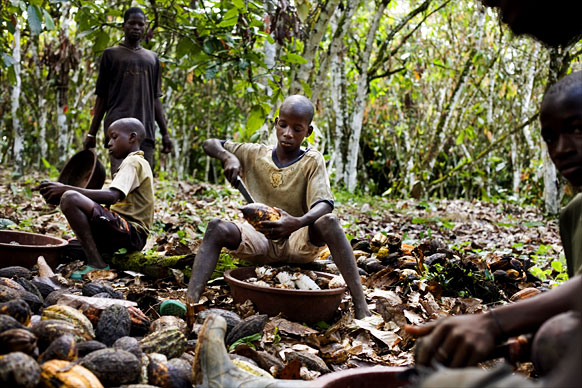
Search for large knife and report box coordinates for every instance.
[234,176,255,203]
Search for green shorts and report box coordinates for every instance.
[229,221,325,265]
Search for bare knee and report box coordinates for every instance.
[60,190,83,212]
[313,213,340,236]
[205,218,240,248]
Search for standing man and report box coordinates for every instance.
[84,7,173,175]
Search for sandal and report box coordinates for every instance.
[71,264,110,280]
[159,299,187,317]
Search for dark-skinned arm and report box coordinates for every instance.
[203,139,241,185]
[37,182,122,206]
[406,275,582,368]
[154,97,173,153]
[258,202,333,240]
[84,96,107,150]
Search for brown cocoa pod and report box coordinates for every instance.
[82,282,123,299]
[0,314,27,334]
[32,319,90,351]
[15,278,43,301]
[76,340,107,358]
[38,333,78,363]
[96,304,131,346]
[0,351,41,388]
[196,309,241,336]
[40,359,103,388]
[113,336,143,359]
[140,327,187,359]
[43,289,71,307]
[240,203,281,227]
[0,278,25,291]
[148,357,192,388]
[0,299,32,325]
[225,314,268,346]
[80,348,141,386]
[510,287,542,302]
[0,328,37,355]
[0,266,32,280]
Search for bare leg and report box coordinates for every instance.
[60,191,107,269]
[187,219,242,303]
[310,214,370,318]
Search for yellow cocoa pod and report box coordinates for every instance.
[240,203,281,228]
[510,287,542,302]
[41,359,103,388]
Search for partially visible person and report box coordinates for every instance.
[84,6,173,175]
[406,71,582,379]
[39,118,154,279]
[481,0,582,47]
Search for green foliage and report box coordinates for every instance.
[229,332,262,351]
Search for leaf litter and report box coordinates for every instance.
[0,168,565,381]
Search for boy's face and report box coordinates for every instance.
[275,108,313,154]
[541,89,582,186]
[107,125,135,159]
[123,13,146,42]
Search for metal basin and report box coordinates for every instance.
[224,267,346,324]
[0,230,68,269]
[316,366,410,388]
[58,149,105,190]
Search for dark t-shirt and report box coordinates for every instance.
[95,45,162,142]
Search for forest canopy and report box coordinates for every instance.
[1,0,581,212]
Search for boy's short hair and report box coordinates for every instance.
[111,118,146,144]
[541,71,582,111]
[280,95,315,123]
[124,7,146,23]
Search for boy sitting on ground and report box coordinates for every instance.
[187,95,370,319]
[38,118,154,279]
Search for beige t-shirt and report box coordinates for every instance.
[223,141,334,216]
[109,151,154,236]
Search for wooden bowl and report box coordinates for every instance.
[58,149,105,190]
[0,230,68,269]
[224,267,346,324]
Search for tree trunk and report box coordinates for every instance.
[345,0,390,192]
[11,20,23,174]
[542,142,559,215]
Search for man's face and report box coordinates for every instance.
[541,89,582,187]
[482,0,582,47]
[123,13,146,42]
[275,108,312,154]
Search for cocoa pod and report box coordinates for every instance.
[0,266,32,280]
[40,359,104,388]
[43,289,71,308]
[82,282,123,299]
[0,299,32,325]
[197,308,242,336]
[32,319,90,350]
[140,327,187,359]
[15,277,43,301]
[41,304,95,339]
[510,287,542,302]
[38,333,78,363]
[226,314,268,346]
[0,314,27,334]
[113,336,143,359]
[147,357,192,388]
[240,203,281,227]
[0,278,25,291]
[80,348,141,386]
[0,351,41,388]
[76,340,107,358]
[0,328,37,355]
[96,304,131,346]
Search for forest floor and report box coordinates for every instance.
[0,168,567,381]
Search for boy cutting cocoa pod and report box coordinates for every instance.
[186,95,370,320]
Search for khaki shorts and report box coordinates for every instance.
[229,221,325,265]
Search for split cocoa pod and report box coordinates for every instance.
[240,203,281,228]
